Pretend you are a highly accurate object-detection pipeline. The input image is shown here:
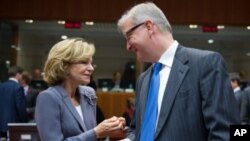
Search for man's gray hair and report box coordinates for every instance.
[117,2,172,34]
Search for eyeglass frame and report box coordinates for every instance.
[125,22,145,40]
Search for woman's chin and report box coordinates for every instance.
[81,80,90,85]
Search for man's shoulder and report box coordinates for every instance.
[0,80,20,88]
[178,45,223,64]
[179,45,217,56]
[244,86,250,94]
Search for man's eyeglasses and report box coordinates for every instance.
[125,22,145,39]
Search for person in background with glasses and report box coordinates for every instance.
[35,38,125,141]
[117,2,240,141]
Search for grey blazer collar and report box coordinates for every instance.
[52,85,96,131]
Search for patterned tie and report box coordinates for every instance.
[140,62,162,141]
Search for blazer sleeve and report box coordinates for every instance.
[35,90,97,141]
[200,52,240,140]
[36,91,65,141]
[241,91,250,124]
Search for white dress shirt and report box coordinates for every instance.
[156,40,178,127]
[121,41,179,141]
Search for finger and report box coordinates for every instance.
[111,122,124,131]
[112,116,118,120]
[118,117,125,121]
[118,117,126,126]
[106,116,118,123]
[118,122,124,129]
[112,123,123,131]
[108,119,120,128]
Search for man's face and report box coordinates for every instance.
[120,18,152,62]
[16,73,23,83]
[230,80,238,89]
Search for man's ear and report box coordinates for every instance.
[145,20,154,31]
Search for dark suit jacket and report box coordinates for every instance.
[35,85,97,141]
[25,87,39,121]
[234,89,244,111]
[127,45,240,141]
[0,79,28,133]
[241,87,250,124]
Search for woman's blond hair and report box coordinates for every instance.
[43,38,95,86]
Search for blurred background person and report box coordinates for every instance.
[20,71,39,122]
[30,68,48,92]
[241,83,250,124]
[230,73,244,110]
[111,71,123,92]
[120,61,136,90]
[0,66,28,140]
[32,68,43,81]
[35,38,125,141]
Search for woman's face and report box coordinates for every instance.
[66,57,94,85]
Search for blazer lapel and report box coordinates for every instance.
[80,94,96,130]
[155,46,189,138]
[53,86,87,131]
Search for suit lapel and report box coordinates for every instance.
[53,86,87,131]
[154,46,189,138]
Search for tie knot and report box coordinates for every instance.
[153,62,162,73]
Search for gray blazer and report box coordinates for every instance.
[35,85,97,141]
[127,45,240,141]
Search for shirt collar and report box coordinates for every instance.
[9,77,18,83]
[158,40,178,68]
[234,86,241,93]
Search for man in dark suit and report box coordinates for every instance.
[117,2,240,141]
[0,66,28,139]
[20,71,39,122]
[241,85,250,124]
[229,73,244,110]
